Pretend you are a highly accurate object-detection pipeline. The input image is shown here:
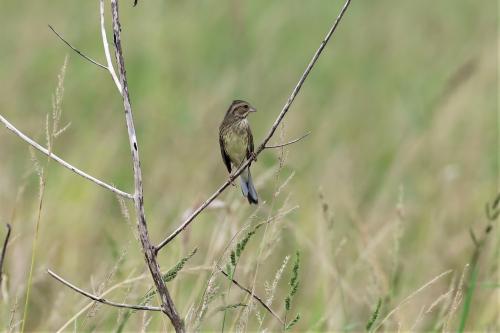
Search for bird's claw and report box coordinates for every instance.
[228,173,237,186]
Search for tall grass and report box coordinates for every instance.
[0,0,497,331]
[21,56,68,332]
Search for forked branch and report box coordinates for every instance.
[109,0,183,331]
[155,0,353,253]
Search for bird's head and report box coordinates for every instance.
[228,100,257,119]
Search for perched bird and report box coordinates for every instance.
[219,100,258,204]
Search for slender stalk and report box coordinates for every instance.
[458,193,499,332]
[219,269,284,325]
[0,224,12,297]
[264,132,310,149]
[373,270,453,331]
[21,154,49,333]
[156,0,353,253]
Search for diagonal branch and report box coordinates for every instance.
[219,268,284,325]
[48,25,108,70]
[155,0,353,253]
[109,0,183,331]
[47,269,161,311]
[0,224,12,293]
[264,131,311,149]
[0,114,133,199]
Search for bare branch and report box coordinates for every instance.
[100,0,122,94]
[219,268,284,325]
[264,131,311,149]
[48,25,108,70]
[47,269,161,311]
[0,114,133,199]
[109,0,183,331]
[156,0,353,252]
[0,224,12,292]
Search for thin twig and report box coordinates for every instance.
[48,25,108,70]
[219,268,284,325]
[48,4,122,95]
[0,114,133,199]
[155,0,353,253]
[109,0,183,331]
[47,270,161,311]
[264,131,311,149]
[0,224,12,290]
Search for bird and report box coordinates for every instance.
[219,100,259,204]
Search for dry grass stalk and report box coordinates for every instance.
[265,255,290,307]
[373,269,453,331]
[443,264,469,332]
[21,57,68,333]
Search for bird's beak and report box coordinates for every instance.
[249,107,257,113]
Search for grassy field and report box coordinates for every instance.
[0,0,498,331]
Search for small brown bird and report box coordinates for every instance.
[219,100,258,204]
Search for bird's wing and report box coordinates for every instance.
[247,126,255,158]
[219,132,232,173]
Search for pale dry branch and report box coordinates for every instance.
[109,0,183,331]
[100,0,122,94]
[48,25,107,70]
[48,270,161,312]
[0,114,133,199]
[156,0,353,252]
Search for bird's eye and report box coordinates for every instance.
[244,105,249,109]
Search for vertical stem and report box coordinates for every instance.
[21,160,49,333]
[109,1,183,331]
[0,224,11,292]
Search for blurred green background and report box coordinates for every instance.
[0,0,498,331]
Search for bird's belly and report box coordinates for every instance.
[224,131,248,165]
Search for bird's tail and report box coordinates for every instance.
[240,167,258,205]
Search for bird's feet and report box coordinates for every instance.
[249,152,257,162]
[228,173,237,186]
